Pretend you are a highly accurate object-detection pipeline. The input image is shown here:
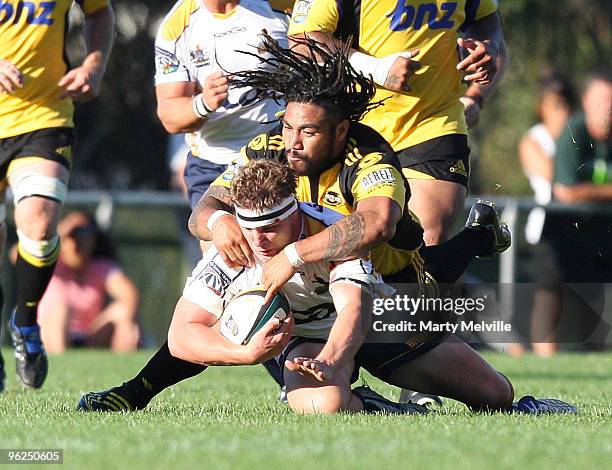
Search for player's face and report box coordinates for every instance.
[282,102,349,177]
[240,217,294,261]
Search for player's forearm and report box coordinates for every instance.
[463,12,508,103]
[288,31,342,55]
[188,186,234,240]
[83,6,115,78]
[317,289,371,368]
[168,322,253,366]
[157,96,206,134]
[464,41,507,104]
[296,210,395,263]
[553,183,612,203]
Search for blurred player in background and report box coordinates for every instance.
[154,0,290,209]
[0,0,114,390]
[287,0,508,246]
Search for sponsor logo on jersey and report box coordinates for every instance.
[189,46,210,67]
[203,259,232,295]
[291,0,313,24]
[388,1,457,32]
[322,191,342,206]
[0,1,55,26]
[155,47,180,74]
[214,26,247,38]
[203,271,225,296]
[359,168,395,190]
[449,159,468,177]
[222,170,235,181]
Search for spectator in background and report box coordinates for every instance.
[519,74,575,356]
[548,71,612,349]
[554,72,612,204]
[37,211,140,353]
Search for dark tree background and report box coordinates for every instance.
[66,0,611,193]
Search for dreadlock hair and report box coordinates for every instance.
[228,31,382,123]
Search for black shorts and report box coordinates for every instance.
[184,153,227,209]
[0,127,74,178]
[397,134,470,188]
[278,333,446,385]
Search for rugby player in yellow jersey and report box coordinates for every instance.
[0,0,114,390]
[287,0,508,246]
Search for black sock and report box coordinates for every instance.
[421,228,493,285]
[14,247,59,327]
[123,342,207,408]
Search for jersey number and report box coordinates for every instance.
[388,1,456,32]
[0,1,56,26]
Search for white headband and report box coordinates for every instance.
[235,196,298,229]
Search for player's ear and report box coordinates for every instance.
[335,119,349,142]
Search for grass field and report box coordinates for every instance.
[0,348,611,469]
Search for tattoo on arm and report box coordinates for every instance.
[204,185,233,208]
[188,186,233,235]
[386,74,401,88]
[323,212,366,260]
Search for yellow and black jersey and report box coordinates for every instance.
[211,121,425,276]
[288,0,498,151]
[0,0,110,139]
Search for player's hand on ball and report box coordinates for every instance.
[212,215,254,268]
[245,314,293,364]
[202,71,229,111]
[0,59,24,93]
[285,357,334,382]
[262,251,296,303]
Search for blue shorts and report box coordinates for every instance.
[184,152,227,209]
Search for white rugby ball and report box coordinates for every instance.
[220,287,290,345]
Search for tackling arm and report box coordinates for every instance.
[296,196,401,263]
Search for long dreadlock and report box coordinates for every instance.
[228,31,383,122]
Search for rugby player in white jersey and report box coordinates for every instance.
[167,159,424,414]
[153,0,292,388]
[154,0,290,208]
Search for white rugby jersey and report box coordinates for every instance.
[155,0,288,165]
[182,204,393,339]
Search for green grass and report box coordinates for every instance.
[1,349,611,470]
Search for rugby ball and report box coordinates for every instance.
[220,287,290,345]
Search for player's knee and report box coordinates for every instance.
[421,226,446,246]
[12,173,67,207]
[13,174,67,239]
[16,229,59,266]
[470,372,515,412]
[288,390,344,415]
